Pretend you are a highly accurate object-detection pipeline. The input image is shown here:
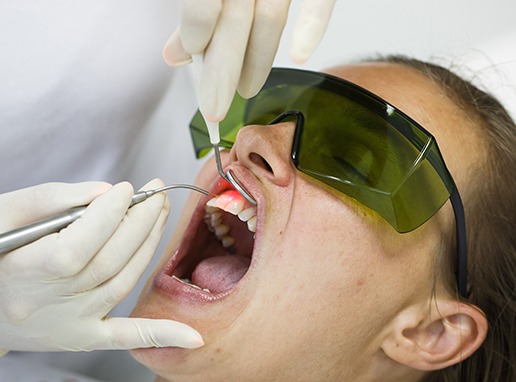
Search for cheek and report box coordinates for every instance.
[276,187,387,287]
[283,217,384,313]
[237,235,385,371]
[256,190,388,325]
[258,179,439,331]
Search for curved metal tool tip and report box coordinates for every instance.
[212,143,256,205]
[226,170,257,205]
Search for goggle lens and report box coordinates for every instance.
[190,68,455,233]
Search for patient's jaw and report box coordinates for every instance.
[130,63,487,382]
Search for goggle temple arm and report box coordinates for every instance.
[450,188,468,298]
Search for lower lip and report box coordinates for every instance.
[153,256,234,303]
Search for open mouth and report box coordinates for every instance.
[162,182,257,298]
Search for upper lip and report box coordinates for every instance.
[224,163,261,205]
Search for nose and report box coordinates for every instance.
[228,120,296,188]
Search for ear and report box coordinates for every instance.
[381,299,488,371]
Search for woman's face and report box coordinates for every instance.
[131,64,480,381]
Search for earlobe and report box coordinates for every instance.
[381,299,488,371]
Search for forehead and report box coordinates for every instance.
[324,63,485,191]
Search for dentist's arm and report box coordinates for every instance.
[0,180,202,353]
[164,0,336,122]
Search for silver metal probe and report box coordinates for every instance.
[0,184,210,255]
[212,143,257,205]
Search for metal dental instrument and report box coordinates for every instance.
[191,54,257,206]
[0,184,210,255]
[212,143,257,205]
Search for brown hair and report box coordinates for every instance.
[374,55,515,382]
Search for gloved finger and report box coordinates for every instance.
[237,0,291,98]
[80,193,169,317]
[12,182,133,279]
[0,182,111,232]
[200,0,255,122]
[69,179,169,294]
[98,317,203,350]
[163,27,192,67]
[290,0,336,64]
[179,0,223,54]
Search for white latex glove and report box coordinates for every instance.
[164,0,336,122]
[0,180,203,353]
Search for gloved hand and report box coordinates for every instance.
[164,0,336,122]
[0,180,203,353]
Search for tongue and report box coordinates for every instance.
[191,255,250,294]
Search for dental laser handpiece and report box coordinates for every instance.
[0,184,209,255]
[191,54,257,205]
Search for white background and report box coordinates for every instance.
[1,1,515,381]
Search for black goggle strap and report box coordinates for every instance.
[450,188,468,298]
[418,135,468,298]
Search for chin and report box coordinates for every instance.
[130,160,266,380]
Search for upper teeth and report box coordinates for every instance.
[204,192,257,247]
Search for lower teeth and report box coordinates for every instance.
[173,275,211,292]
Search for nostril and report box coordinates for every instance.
[249,152,273,174]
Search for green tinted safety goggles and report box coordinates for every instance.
[189,68,468,298]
